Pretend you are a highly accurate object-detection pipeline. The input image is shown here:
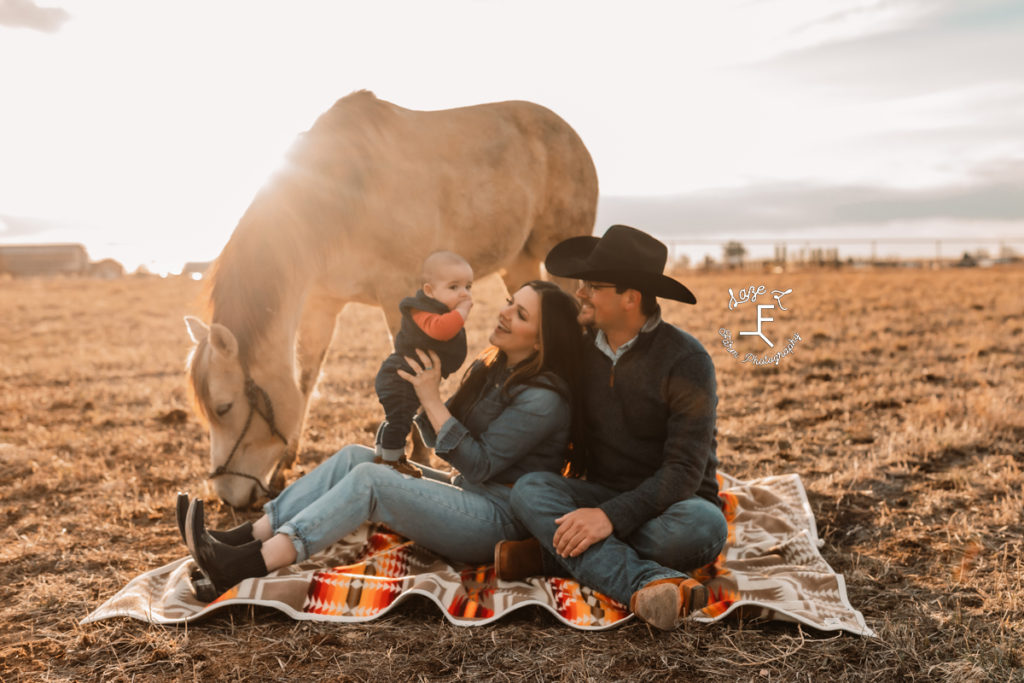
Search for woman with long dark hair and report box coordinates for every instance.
[180,281,585,597]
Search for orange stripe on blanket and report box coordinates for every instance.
[550,578,628,627]
[698,583,740,618]
[447,566,495,619]
[305,572,405,617]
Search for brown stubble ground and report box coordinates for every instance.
[0,265,1021,682]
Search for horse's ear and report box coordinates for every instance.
[209,323,239,360]
[184,316,209,344]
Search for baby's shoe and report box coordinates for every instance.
[374,445,423,478]
[373,455,423,478]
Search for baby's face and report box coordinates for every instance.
[424,262,474,310]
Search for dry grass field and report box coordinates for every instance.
[1,265,1022,681]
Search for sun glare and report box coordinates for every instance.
[0,1,1020,270]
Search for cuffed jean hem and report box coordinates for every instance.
[276,522,312,563]
[265,499,283,540]
[264,500,309,562]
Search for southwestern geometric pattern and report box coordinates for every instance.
[83,472,874,635]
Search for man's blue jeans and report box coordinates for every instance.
[264,444,527,564]
[510,472,728,605]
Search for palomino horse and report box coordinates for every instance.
[184,90,598,507]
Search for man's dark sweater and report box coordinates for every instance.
[583,320,721,538]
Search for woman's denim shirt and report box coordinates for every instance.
[414,364,570,488]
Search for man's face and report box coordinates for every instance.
[575,280,625,330]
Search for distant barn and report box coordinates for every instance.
[0,243,89,277]
[89,258,125,279]
[0,244,125,278]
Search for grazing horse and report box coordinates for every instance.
[184,90,598,507]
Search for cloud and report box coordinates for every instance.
[597,158,1024,236]
[781,0,931,54]
[0,0,69,33]
[0,213,73,239]
[745,0,1024,98]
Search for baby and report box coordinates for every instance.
[373,251,473,477]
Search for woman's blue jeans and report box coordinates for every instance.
[263,444,526,564]
[510,471,728,605]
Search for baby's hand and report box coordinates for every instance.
[455,299,473,320]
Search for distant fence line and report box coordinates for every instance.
[663,237,1024,264]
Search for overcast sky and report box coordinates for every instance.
[1,0,1022,270]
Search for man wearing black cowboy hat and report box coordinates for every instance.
[496,225,727,631]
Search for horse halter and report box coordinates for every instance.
[208,376,289,500]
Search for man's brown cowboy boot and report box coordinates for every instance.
[629,577,709,631]
[494,538,545,581]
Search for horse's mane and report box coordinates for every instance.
[203,204,306,368]
[187,335,213,424]
[199,90,387,368]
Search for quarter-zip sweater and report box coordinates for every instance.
[583,321,721,538]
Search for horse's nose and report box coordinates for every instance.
[213,476,257,509]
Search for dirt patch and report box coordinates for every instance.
[2,267,1023,681]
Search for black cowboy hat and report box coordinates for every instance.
[545,225,697,304]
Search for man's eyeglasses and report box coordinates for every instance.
[579,281,619,294]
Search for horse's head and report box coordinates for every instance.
[184,316,303,507]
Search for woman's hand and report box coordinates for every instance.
[397,349,442,400]
[397,349,452,433]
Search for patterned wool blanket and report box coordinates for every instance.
[82,473,874,635]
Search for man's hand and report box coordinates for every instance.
[553,508,613,558]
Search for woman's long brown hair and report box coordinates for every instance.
[446,281,587,476]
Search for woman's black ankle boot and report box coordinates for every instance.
[176,493,255,546]
[185,499,268,597]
